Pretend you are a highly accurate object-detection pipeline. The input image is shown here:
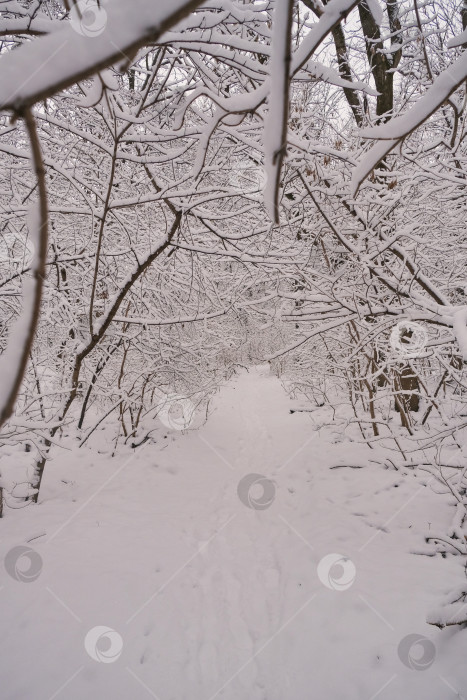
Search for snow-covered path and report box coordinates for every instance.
[1,366,466,699]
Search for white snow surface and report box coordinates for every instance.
[1,366,466,699]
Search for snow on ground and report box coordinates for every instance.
[1,365,466,699]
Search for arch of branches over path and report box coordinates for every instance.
[1,0,467,432]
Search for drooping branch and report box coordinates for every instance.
[0,109,48,429]
[0,0,204,112]
[263,0,294,223]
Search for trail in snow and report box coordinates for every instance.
[0,365,466,700]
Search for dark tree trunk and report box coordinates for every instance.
[357,0,402,122]
[395,366,420,414]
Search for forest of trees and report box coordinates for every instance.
[1,0,467,631]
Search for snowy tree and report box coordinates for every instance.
[1,0,467,636]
